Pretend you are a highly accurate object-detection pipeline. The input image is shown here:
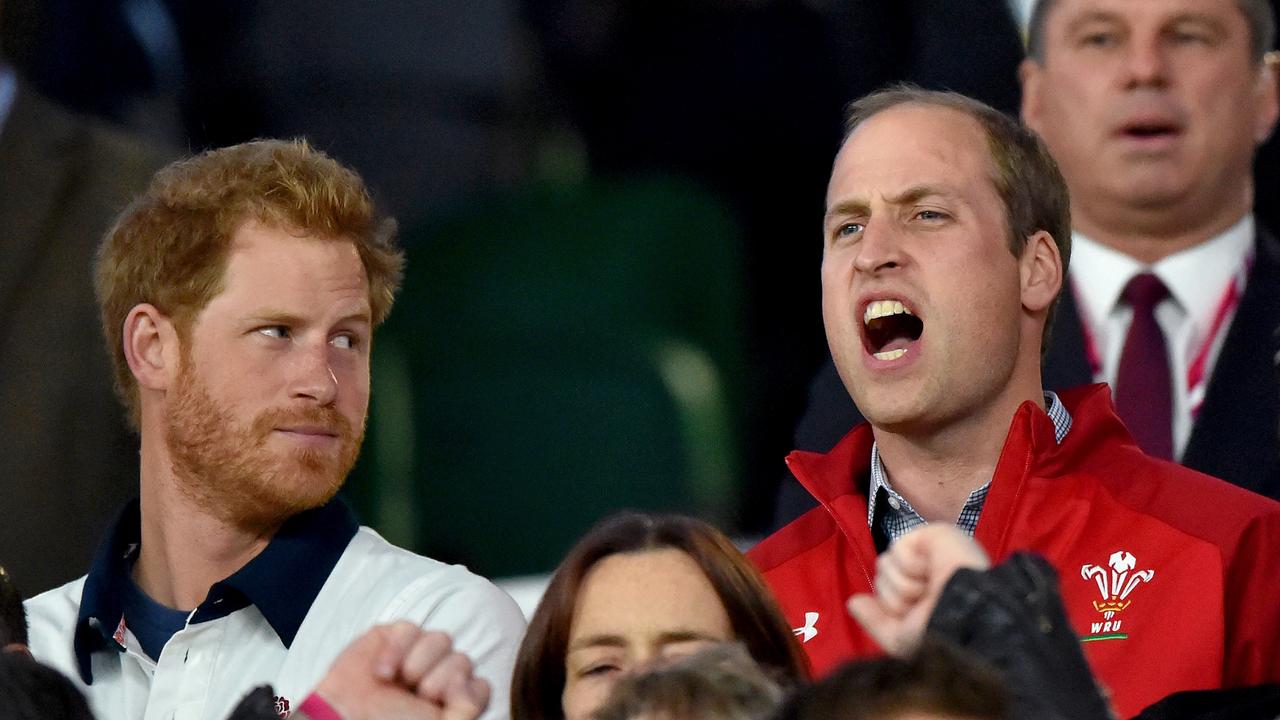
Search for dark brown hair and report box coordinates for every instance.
[511,513,809,720]
[774,638,1009,720]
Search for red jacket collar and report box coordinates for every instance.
[783,384,1137,554]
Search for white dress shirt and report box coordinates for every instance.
[1069,215,1254,459]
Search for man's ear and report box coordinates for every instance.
[1254,52,1280,144]
[123,304,183,392]
[1018,58,1044,133]
[1021,230,1063,314]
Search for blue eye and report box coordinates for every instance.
[331,334,356,350]
[837,223,864,237]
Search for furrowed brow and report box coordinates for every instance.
[886,185,952,206]
[825,199,870,224]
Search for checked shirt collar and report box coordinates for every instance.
[867,391,1073,543]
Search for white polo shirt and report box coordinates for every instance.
[25,499,526,720]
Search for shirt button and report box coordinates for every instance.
[887,496,901,510]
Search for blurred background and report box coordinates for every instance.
[20,0,1273,586]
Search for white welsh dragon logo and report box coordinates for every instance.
[1081,550,1155,619]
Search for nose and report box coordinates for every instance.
[852,218,905,275]
[631,644,671,672]
[290,341,339,406]
[1123,35,1169,89]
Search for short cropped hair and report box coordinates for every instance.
[95,139,405,428]
[511,513,809,720]
[1027,0,1276,62]
[0,566,26,648]
[592,643,788,720]
[843,86,1071,356]
[774,638,1010,720]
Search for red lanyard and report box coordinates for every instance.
[1073,251,1252,418]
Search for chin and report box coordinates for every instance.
[238,466,346,528]
[1110,172,1189,206]
[855,394,928,432]
[285,465,347,508]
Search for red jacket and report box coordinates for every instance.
[749,384,1280,718]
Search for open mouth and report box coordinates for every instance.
[1120,120,1181,142]
[861,299,923,361]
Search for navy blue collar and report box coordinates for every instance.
[73,498,359,684]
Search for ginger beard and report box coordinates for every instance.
[164,355,363,532]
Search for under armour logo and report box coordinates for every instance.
[792,611,819,643]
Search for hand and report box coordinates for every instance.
[312,622,491,720]
[846,524,990,656]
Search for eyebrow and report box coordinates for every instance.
[1166,12,1228,34]
[824,184,955,224]
[567,630,721,652]
[1064,10,1225,34]
[1064,9,1122,34]
[250,308,372,326]
[567,634,627,652]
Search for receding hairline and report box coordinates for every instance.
[843,96,990,141]
[832,101,1006,209]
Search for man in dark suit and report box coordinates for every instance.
[0,61,168,593]
[773,0,1280,528]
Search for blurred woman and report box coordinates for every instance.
[510,513,807,720]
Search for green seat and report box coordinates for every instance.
[348,176,746,576]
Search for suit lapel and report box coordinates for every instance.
[0,82,81,326]
[1181,229,1280,497]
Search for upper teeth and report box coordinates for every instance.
[864,300,913,325]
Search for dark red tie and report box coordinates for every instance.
[1115,273,1173,459]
